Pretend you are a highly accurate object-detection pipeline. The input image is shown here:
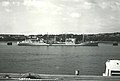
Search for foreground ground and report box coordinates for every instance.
[0,73,120,81]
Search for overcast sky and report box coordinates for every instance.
[0,0,120,34]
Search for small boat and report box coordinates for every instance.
[103,60,120,76]
[7,42,12,45]
[113,41,118,46]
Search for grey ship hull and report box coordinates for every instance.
[18,42,98,46]
[18,43,49,46]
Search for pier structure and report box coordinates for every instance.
[0,73,120,81]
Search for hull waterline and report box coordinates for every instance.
[18,42,98,46]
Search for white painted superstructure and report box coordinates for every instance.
[103,60,120,76]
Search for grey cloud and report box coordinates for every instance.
[0,0,120,34]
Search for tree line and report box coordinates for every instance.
[0,32,120,42]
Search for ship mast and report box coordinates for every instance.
[47,32,49,44]
[82,34,85,42]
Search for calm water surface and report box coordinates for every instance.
[0,42,120,75]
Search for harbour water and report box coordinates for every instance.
[0,42,120,75]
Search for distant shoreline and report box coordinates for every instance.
[0,32,120,42]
